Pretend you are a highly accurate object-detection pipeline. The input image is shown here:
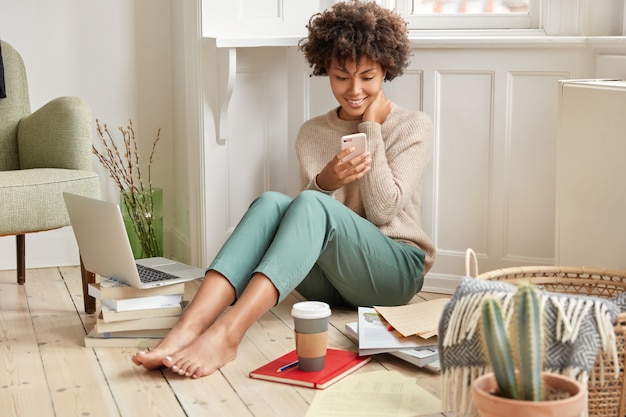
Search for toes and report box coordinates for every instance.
[163,355,174,367]
[190,365,210,379]
[168,357,202,378]
[163,355,184,373]
[132,351,149,363]
[165,355,192,376]
[187,364,202,379]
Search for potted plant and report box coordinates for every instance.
[92,119,163,259]
[472,283,586,417]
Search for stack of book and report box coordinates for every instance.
[345,298,450,372]
[84,277,185,348]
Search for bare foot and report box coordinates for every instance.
[163,323,239,378]
[132,325,200,370]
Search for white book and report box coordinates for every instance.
[84,327,167,348]
[88,277,185,299]
[345,321,439,370]
[102,293,183,312]
[100,303,183,322]
[96,312,179,333]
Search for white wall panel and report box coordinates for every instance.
[241,0,282,19]
[200,47,289,263]
[504,72,569,263]
[227,70,269,226]
[384,70,424,111]
[200,43,228,266]
[595,54,626,78]
[435,71,493,255]
[286,50,310,197]
[307,76,338,120]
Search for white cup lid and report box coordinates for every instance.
[291,301,331,319]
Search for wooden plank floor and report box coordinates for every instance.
[0,266,452,417]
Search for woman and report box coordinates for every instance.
[132,0,434,379]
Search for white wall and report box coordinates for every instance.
[0,0,190,270]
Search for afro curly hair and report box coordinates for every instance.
[298,0,412,82]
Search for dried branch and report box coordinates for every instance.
[93,118,162,257]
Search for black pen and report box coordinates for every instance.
[276,360,299,373]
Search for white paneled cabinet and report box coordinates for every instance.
[556,80,626,270]
[201,0,318,41]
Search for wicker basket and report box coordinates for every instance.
[466,250,626,417]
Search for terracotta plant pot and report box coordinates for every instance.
[472,372,586,417]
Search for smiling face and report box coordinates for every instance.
[329,56,386,121]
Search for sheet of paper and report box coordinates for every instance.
[357,307,438,355]
[374,298,450,337]
[305,370,442,417]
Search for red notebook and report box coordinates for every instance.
[249,348,371,390]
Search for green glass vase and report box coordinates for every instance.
[120,187,163,259]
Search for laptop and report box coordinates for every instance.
[63,192,206,288]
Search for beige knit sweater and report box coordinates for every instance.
[295,105,435,273]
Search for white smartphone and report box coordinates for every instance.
[341,133,367,162]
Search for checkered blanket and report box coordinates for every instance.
[438,276,620,416]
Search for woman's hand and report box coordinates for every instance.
[362,89,392,124]
[315,148,371,191]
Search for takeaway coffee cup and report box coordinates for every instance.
[291,301,332,372]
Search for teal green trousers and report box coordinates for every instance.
[208,191,425,307]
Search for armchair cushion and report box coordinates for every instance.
[18,96,93,170]
[0,168,100,235]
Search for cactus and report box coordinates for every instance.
[480,283,544,401]
[481,296,519,399]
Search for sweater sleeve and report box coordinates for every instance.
[296,111,353,197]
[296,119,338,196]
[359,110,433,226]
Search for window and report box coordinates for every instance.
[411,0,529,14]
[394,0,540,30]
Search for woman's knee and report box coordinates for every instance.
[293,190,333,208]
[251,191,292,208]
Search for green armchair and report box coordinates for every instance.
[0,40,101,313]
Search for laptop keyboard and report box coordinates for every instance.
[136,263,180,283]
